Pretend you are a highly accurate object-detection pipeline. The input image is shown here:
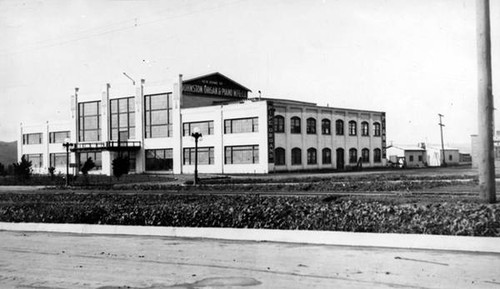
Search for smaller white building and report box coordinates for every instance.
[426,146,459,167]
[386,146,426,168]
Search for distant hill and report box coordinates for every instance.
[0,141,17,166]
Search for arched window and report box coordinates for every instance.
[362,148,370,163]
[373,122,381,136]
[291,148,302,165]
[274,115,285,133]
[349,121,357,136]
[361,121,369,136]
[306,118,316,134]
[349,148,358,163]
[322,148,332,164]
[335,120,344,135]
[275,147,286,166]
[291,117,301,134]
[321,119,331,135]
[374,148,382,163]
[307,148,317,164]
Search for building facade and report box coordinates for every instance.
[18,72,387,175]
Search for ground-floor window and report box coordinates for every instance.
[49,153,67,169]
[374,148,382,163]
[78,151,102,170]
[274,147,285,166]
[24,154,43,168]
[225,145,259,164]
[322,148,332,164]
[349,148,357,163]
[184,147,214,165]
[307,148,317,164]
[362,148,370,163]
[146,149,173,171]
[291,148,302,165]
[118,151,136,172]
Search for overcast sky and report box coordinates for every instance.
[0,0,499,150]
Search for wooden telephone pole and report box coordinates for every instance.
[438,114,446,167]
[476,0,496,203]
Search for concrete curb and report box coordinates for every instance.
[1,222,499,253]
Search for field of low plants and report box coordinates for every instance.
[0,191,498,236]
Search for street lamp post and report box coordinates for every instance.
[62,138,74,187]
[191,127,202,185]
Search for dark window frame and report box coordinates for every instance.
[291,117,301,134]
[306,118,316,134]
[144,93,173,139]
[361,121,369,136]
[224,117,259,134]
[335,120,344,135]
[322,148,332,164]
[321,119,331,135]
[274,115,285,133]
[349,121,357,136]
[307,148,317,164]
[291,147,302,165]
[274,147,286,166]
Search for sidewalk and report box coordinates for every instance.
[0,226,499,288]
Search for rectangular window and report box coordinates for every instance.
[24,154,43,168]
[119,151,136,172]
[49,131,70,143]
[49,153,67,168]
[224,117,258,134]
[183,147,215,165]
[183,121,215,136]
[78,151,102,170]
[145,149,173,171]
[418,155,423,162]
[409,155,414,162]
[110,97,135,140]
[225,145,259,164]
[23,133,43,145]
[144,93,173,138]
[78,101,101,142]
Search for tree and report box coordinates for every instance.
[0,162,5,176]
[80,157,95,175]
[13,156,32,180]
[112,155,130,180]
[48,166,55,180]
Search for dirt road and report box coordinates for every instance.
[1,230,499,289]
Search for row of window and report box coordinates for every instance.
[275,147,383,166]
[274,116,381,136]
[145,145,261,171]
[22,131,72,145]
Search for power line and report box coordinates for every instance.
[0,0,247,57]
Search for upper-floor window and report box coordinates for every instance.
[349,121,357,136]
[183,121,214,136]
[362,148,370,163]
[274,147,286,166]
[78,101,101,142]
[145,93,173,138]
[335,120,344,135]
[374,148,382,163]
[373,122,381,136]
[225,145,259,164]
[110,97,135,140]
[361,121,369,136]
[274,115,285,133]
[49,131,70,143]
[23,133,42,145]
[307,148,317,164]
[321,119,331,135]
[306,118,316,134]
[291,117,301,134]
[224,117,258,134]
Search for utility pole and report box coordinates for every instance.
[438,114,446,167]
[476,0,496,203]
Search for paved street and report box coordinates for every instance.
[0,230,499,289]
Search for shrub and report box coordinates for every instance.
[13,156,32,180]
[112,156,130,180]
[81,158,95,175]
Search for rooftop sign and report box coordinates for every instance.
[182,72,250,99]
